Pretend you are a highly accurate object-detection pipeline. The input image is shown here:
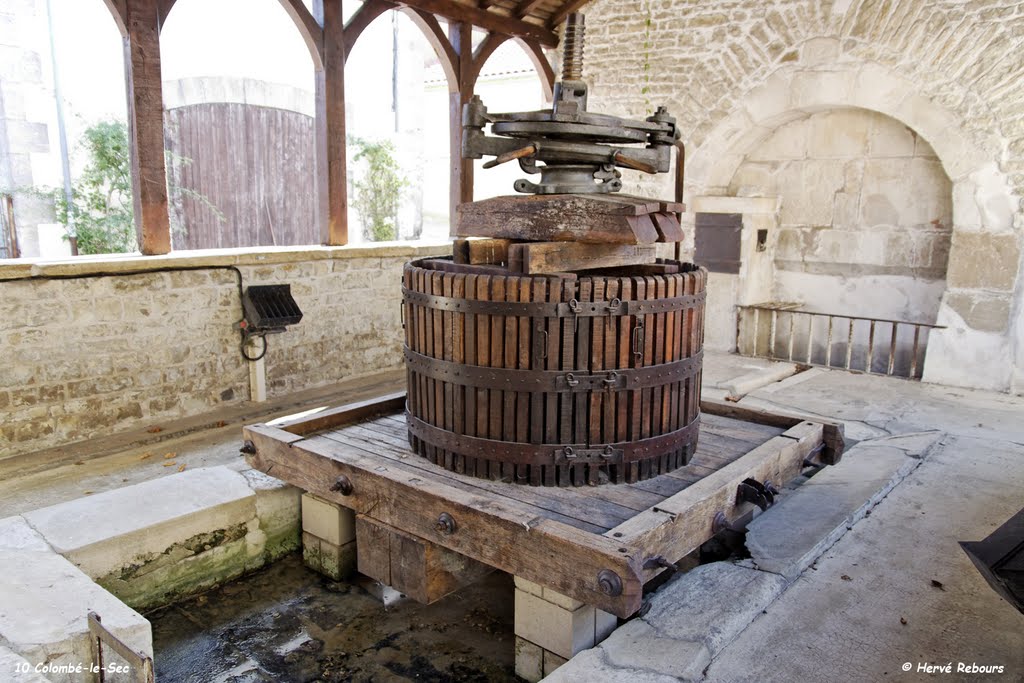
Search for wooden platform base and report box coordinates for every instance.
[244,394,842,618]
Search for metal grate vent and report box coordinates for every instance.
[242,285,303,330]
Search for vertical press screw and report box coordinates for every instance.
[561,13,585,81]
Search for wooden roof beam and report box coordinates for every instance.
[513,0,548,19]
[393,0,558,47]
[547,0,588,28]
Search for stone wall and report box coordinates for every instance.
[582,0,1024,393]
[0,243,449,459]
[733,107,952,323]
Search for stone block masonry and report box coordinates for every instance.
[0,243,449,459]
[581,0,1024,394]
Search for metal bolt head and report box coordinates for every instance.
[436,512,457,535]
[597,569,623,597]
[712,511,729,534]
[330,475,354,496]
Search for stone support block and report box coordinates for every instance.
[301,493,356,546]
[514,583,618,665]
[515,636,543,681]
[302,531,356,581]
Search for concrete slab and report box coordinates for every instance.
[745,441,928,578]
[641,562,790,653]
[543,647,680,683]
[0,548,152,683]
[599,619,710,681]
[23,467,255,579]
[0,515,52,552]
[707,435,1024,682]
[0,645,51,682]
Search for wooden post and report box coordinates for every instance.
[123,0,170,255]
[449,21,474,229]
[314,0,348,245]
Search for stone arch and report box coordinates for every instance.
[686,59,1021,393]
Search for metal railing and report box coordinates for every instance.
[88,611,155,683]
[736,303,944,380]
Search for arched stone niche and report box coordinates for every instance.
[685,58,1022,394]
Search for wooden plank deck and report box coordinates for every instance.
[244,393,843,618]
[315,411,784,534]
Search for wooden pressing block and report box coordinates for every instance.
[453,238,516,266]
[355,514,492,604]
[651,213,685,242]
[456,194,661,245]
[508,242,658,274]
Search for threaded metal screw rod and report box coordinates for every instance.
[561,13,585,81]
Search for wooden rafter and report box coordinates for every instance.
[278,0,325,68]
[156,0,175,27]
[513,0,548,19]
[468,31,509,85]
[100,0,128,35]
[547,0,589,28]
[402,8,459,89]
[394,0,558,46]
[344,0,397,61]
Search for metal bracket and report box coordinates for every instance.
[736,478,776,511]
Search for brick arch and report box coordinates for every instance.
[685,59,1022,393]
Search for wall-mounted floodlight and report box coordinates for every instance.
[239,284,303,362]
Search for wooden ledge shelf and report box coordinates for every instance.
[244,393,843,618]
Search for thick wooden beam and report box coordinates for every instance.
[449,22,475,225]
[123,0,171,255]
[396,0,558,46]
[244,424,644,617]
[356,515,492,604]
[314,0,348,245]
[455,194,661,244]
[608,426,823,582]
[509,242,657,274]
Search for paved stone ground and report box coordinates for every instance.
[550,365,1024,683]
[704,371,1024,683]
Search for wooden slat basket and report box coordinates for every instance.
[402,257,707,486]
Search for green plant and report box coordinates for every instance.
[51,120,136,254]
[36,118,224,255]
[348,136,406,242]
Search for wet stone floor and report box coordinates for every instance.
[149,554,518,683]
